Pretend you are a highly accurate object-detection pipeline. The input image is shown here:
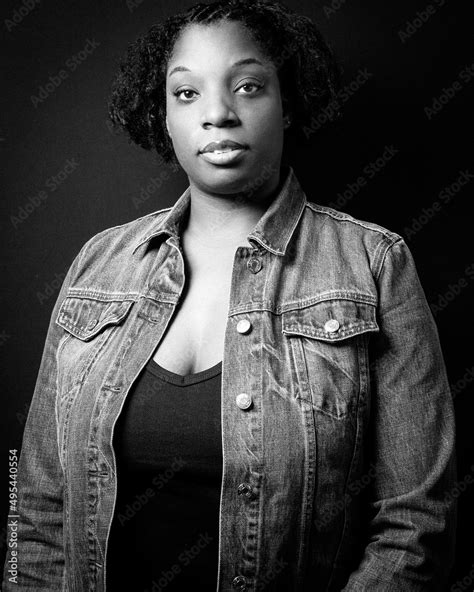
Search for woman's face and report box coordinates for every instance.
[165,19,286,197]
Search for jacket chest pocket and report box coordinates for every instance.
[54,295,134,424]
[56,295,134,341]
[282,298,379,420]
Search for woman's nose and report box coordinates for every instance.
[200,92,239,128]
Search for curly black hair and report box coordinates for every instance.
[107,0,344,166]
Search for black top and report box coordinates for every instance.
[106,357,223,591]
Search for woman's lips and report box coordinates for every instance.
[200,140,246,153]
[199,147,247,165]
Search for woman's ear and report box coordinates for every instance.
[165,116,171,137]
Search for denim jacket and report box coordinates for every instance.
[2,166,457,591]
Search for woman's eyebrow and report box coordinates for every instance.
[168,57,265,78]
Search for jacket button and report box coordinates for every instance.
[235,393,252,410]
[237,483,254,498]
[87,319,98,330]
[324,319,340,333]
[236,319,252,334]
[232,575,247,589]
[247,257,262,273]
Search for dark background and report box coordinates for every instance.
[1,0,473,588]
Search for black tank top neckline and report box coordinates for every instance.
[148,357,223,386]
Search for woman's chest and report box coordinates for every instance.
[151,282,231,374]
[152,248,235,375]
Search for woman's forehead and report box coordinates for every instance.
[167,20,271,70]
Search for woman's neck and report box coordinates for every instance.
[183,167,285,249]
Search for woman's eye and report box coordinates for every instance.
[236,81,263,94]
[174,89,197,101]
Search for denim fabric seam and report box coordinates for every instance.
[88,386,111,584]
[327,338,365,590]
[58,330,112,488]
[282,322,378,342]
[65,289,140,301]
[228,293,378,317]
[255,314,265,588]
[139,293,180,309]
[306,202,403,242]
[296,397,318,586]
[373,236,404,283]
[281,291,377,310]
[55,332,73,471]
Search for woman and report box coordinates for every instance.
[2,1,457,590]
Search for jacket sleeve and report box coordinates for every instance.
[2,244,86,591]
[342,238,457,591]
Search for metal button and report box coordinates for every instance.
[247,257,262,274]
[236,393,252,410]
[237,483,254,498]
[236,319,252,334]
[324,319,340,333]
[87,319,98,330]
[232,575,247,590]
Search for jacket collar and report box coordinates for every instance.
[132,164,307,256]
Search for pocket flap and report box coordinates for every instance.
[282,298,378,342]
[55,295,134,341]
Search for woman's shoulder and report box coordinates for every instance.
[304,200,403,245]
[64,206,174,293]
[301,200,413,281]
[83,206,173,251]
[73,206,173,265]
